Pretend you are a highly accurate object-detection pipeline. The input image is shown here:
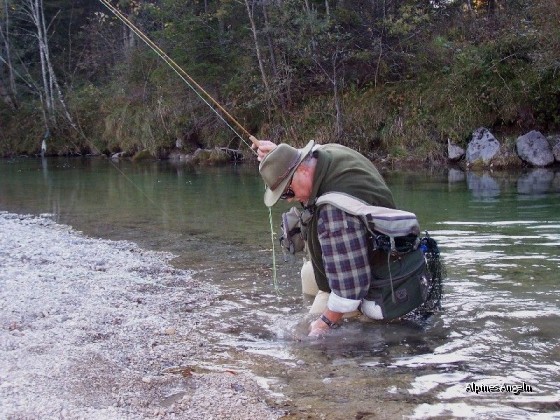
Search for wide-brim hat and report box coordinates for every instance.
[259,140,315,207]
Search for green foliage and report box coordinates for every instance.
[0,103,44,156]
[385,4,431,36]
[66,83,107,151]
[2,0,560,164]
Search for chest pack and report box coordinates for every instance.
[315,192,421,255]
[316,192,444,320]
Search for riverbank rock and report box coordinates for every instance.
[466,128,500,167]
[192,147,229,165]
[132,149,156,162]
[516,130,554,167]
[549,135,560,162]
[447,139,465,162]
[168,149,182,161]
[111,151,128,160]
[171,147,239,165]
[490,144,524,169]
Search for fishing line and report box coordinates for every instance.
[97,0,259,154]
[97,0,280,289]
[58,124,177,225]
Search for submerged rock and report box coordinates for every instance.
[466,171,500,198]
[448,168,466,183]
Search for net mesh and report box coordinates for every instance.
[407,233,445,320]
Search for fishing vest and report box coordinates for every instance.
[279,193,431,320]
[304,144,396,292]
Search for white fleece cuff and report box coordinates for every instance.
[361,299,384,320]
[327,292,361,313]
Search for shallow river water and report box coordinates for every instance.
[1,157,559,418]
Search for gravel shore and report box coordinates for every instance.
[0,212,282,419]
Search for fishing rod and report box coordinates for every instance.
[97,0,280,288]
[97,0,261,152]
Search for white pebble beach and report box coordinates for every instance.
[0,212,281,419]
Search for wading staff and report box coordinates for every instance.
[97,0,260,150]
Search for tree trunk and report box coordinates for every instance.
[123,25,135,54]
[0,75,15,109]
[262,3,277,79]
[244,0,272,105]
[313,48,344,140]
[488,0,497,15]
[374,37,383,88]
[0,0,17,109]
[24,0,76,135]
[24,0,53,124]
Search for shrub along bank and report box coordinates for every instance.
[3,72,559,166]
[0,1,559,166]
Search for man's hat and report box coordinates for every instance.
[259,140,315,207]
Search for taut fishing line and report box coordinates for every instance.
[97,0,279,289]
[98,0,258,154]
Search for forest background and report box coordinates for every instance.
[0,0,559,163]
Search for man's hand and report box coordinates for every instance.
[308,310,344,337]
[308,317,331,337]
[252,139,277,162]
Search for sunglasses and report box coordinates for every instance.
[280,186,295,200]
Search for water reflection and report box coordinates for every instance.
[1,158,560,418]
[449,167,560,198]
[448,168,466,183]
[517,168,556,196]
[466,171,501,198]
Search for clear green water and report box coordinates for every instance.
[1,157,559,418]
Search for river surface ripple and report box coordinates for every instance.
[1,158,559,418]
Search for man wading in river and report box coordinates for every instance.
[255,140,441,337]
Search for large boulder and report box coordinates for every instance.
[190,147,230,165]
[516,130,554,167]
[466,128,500,166]
[491,146,523,169]
[548,135,560,162]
